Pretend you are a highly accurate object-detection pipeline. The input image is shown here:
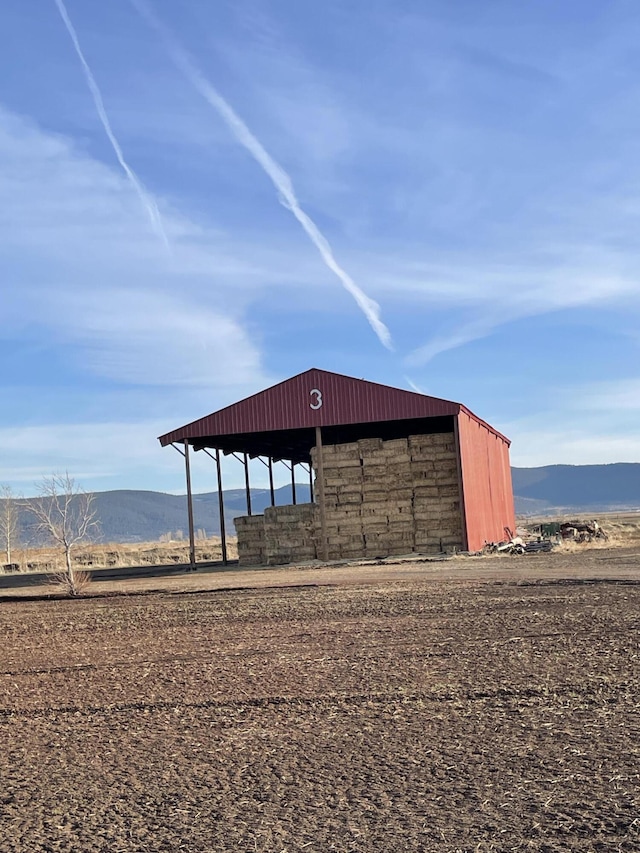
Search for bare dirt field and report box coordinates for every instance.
[1,547,639,851]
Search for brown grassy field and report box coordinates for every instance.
[1,546,639,852]
[518,511,640,548]
[4,536,239,573]
[4,510,638,576]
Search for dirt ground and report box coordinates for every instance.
[1,547,639,852]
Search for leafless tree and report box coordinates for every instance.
[0,484,20,567]
[25,473,99,595]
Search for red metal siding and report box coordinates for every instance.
[457,411,516,552]
[159,368,461,445]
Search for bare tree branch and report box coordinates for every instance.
[0,484,20,568]
[25,473,100,595]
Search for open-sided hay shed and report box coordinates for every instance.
[159,369,515,566]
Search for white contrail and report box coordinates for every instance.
[52,0,169,249]
[405,376,426,394]
[130,0,392,350]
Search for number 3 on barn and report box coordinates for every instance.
[310,388,323,410]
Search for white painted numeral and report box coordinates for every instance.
[310,388,323,410]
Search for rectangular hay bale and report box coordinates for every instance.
[358,437,383,455]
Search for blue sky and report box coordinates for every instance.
[1,0,640,495]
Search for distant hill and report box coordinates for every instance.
[512,463,640,514]
[4,464,639,545]
[88,484,314,542]
[8,484,313,545]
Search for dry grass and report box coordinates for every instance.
[554,537,615,554]
[6,512,637,577]
[50,568,92,596]
[599,513,640,542]
[3,537,239,574]
[520,511,640,551]
[4,542,639,602]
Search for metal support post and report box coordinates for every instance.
[268,457,275,506]
[216,448,228,565]
[244,452,252,516]
[184,440,196,571]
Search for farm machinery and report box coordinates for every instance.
[483,519,608,556]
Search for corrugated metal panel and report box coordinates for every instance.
[159,369,461,446]
[457,411,516,552]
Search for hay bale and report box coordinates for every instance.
[437,484,460,498]
[384,438,408,452]
[325,475,346,488]
[361,503,389,517]
[389,489,414,503]
[338,483,364,495]
[358,437,383,455]
[332,458,363,470]
[387,519,414,533]
[336,492,363,505]
[326,507,361,521]
[411,460,436,473]
[327,468,363,484]
[361,521,389,536]
[413,485,439,499]
[361,457,386,469]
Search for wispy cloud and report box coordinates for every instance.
[52,0,169,248]
[404,376,427,395]
[129,0,393,351]
[0,105,276,396]
[213,11,353,172]
[568,378,640,413]
[0,419,197,496]
[0,420,298,495]
[498,374,640,467]
[402,262,638,366]
[48,287,265,387]
[4,0,640,487]
[406,319,498,367]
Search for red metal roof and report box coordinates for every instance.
[158,368,509,447]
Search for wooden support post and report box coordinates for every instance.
[309,463,314,502]
[291,462,297,505]
[314,426,329,562]
[244,452,252,516]
[216,448,228,565]
[184,440,196,571]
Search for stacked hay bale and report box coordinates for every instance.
[311,437,416,559]
[235,432,464,566]
[312,432,463,560]
[311,442,365,561]
[234,514,266,566]
[360,437,414,558]
[409,433,463,553]
[263,503,317,565]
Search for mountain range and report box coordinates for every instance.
[511,463,640,514]
[5,464,639,544]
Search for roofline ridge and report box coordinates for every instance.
[157,368,510,447]
[300,367,460,407]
